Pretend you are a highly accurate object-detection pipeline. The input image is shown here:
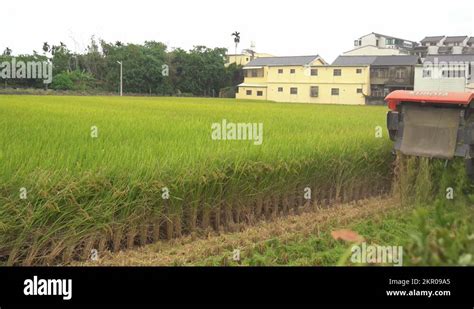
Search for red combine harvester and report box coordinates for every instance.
[385,90,474,176]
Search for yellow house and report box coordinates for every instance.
[225,52,274,67]
[236,55,371,105]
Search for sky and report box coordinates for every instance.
[2,0,473,63]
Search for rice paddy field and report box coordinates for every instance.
[0,95,394,265]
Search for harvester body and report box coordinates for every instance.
[386,90,474,174]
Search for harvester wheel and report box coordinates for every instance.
[388,129,397,141]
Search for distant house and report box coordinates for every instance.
[419,35,474,56]
[444,36,469,46]
[416,36,443,58]
[236,55,372,105]
[332,55,421,104]
[346,33,474,59]
[225,52,274,67]
[420,36,446,47]
[344,32,417,56]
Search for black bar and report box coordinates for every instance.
[0,267,472,307]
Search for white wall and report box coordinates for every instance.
[414,66,467,92]
[359,33,385,48]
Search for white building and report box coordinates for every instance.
[415,54,474,92]
[344,33,417,56]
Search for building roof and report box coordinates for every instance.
[343,45,411,55]
[244,55,323,67]
[420,36,445,43]
[332,55,420,66]
[331,55,377,66]
[360,32,417,44]
[237,83,268,88]
[444,36,468,43]
[372,55,420,65]
[424,54,474,63]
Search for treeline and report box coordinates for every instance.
[0,37,243,96]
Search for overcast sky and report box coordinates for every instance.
[2,0,473,62]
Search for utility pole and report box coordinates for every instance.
[117,61,123,96]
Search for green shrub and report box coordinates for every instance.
[51,71,95,91]
[51,73,74,90]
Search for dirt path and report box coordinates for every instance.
[76,195,401,266]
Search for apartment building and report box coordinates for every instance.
[416,35,474,57]
[236,55,370,105]
[344,32,418,56]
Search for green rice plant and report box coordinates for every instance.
[0,95,393,265]
[395,154,474,265]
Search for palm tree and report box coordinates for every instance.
[231,31,240,54]
[3,47,12,56]
[42,42,50,54]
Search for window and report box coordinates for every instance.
[311,68,318,76]
[245,69,263,78]
[290,69,296,74]
[278,69,284,74]
[257,91,263,96]
[290,87,298,95]
[442,70,465,78]
[422,69,432,78]
[396,69,406,79]
[371,86,384,98]
[333,69,342,76]
[372,68,388,78]
[356,68,362,74]
[356,88,363,94]
[331,88,339,96]
[278,87,283,92]
[310,86,319,97]
[246,90,252,95]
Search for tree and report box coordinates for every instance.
[51,42,72,74]
[0,36,239,96]
[171,46,229,96]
